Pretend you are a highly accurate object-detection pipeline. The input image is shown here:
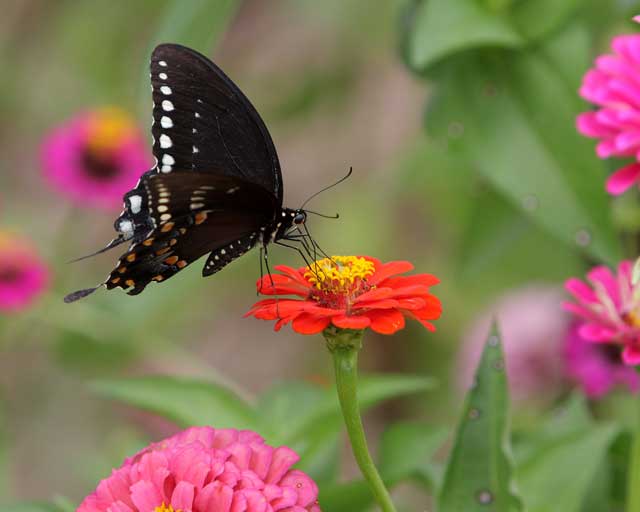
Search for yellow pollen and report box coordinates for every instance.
[155,504,179,512]
[85,107,137,155]
[305,256,375,291]
[626,310,640,328]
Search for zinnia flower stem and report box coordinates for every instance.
[628,399,640,512]
[325,327,398,512]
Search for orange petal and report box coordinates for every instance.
[274,264,311,286]
[292,313,331,335]
[365,309,406,334]
[355,285,431,304]
[332,314,371,329]
[405,311,437,331]
[411,295,442,320]
[352,299,399,310]
[354,287,395,303]
[368,261,414,286]
[382,274,439,288]
[256,274,310,297]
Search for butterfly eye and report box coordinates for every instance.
[293,211,306,225]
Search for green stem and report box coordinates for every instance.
[629,400,640,512]
[325,327,397,512]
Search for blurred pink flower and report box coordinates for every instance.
[41,107,151,210]
[564,260,640,365]
[0,232,49,312]
[565,323,640,398]
[576,34,640,195]
[458,286,569,405]
[78,426,321,512]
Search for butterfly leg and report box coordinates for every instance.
[257,244,275,295]
[276,240,313,268]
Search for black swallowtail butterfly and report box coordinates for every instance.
[65,43,341,303]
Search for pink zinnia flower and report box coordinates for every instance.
[78,426,321,512]
[457,286,569,406]
[577,34,640,195]
[0,232,49,312]
[564,260,640,365]
[565,323,640,398]
[41,107,152,210]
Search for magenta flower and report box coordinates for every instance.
[577,34,640,195]
[41,107,151,210]
[565,323,640,398]
[0,232,49,312]
[78,426,321,512]
[458,286,570,406]
[564,260,640,365]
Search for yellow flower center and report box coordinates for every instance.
[304,256,375,310]
[86,107,137,155]
[305,256,375,290]
[155,504,179,512]
[625,309,640,328]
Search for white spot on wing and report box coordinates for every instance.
[158,60,167,67]
[160,86,172,95]
[128,195,142,214]
[192,146,199,153]
[159,134,173,148]
[162,154,175,165]
[161,165,172,173]
[159,72,168,80]
[160,116,173,128]
[118,219,134,236]
[162,100,174,112]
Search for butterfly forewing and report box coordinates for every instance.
[150,44,283,202]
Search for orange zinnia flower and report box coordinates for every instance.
[245,256,441,335]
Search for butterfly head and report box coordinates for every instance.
[293,209,307,225]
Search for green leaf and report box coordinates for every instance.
[426,50,621,264]
[408,0,523,71]
[512,395,620,511]
[509,0,582,41]
[378,421,448,483]
[284,374,437,444]
[438,324,523,512]
[318,480,374,512]
[256,375,435,479]
[256,381,340,479]
[516,425,618,512]
[91,376,260,432]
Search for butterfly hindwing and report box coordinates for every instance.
[150,44,283,203]
[106,171,276,295]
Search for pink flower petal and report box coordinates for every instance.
[623,344,640,365]
[171,481,195,511]
[606,163,640,195]
[578,323,617,342]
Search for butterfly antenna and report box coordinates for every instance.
[67,237,126,264]
[300,166,353,210]
[305,209,339,219]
